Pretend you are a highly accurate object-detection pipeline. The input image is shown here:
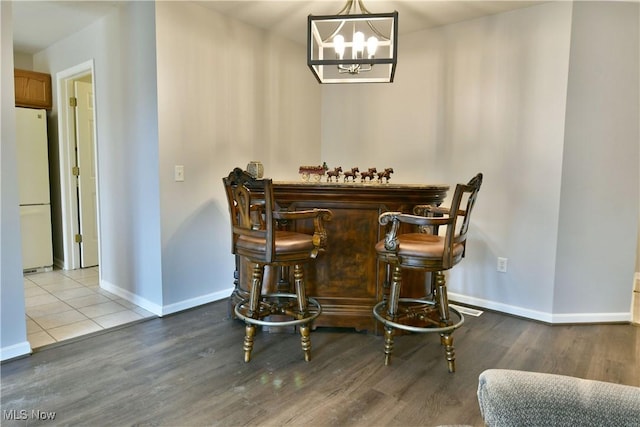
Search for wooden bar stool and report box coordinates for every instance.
[223,167,332,362]
[373,173,483,372]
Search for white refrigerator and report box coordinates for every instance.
[16,107,53,271]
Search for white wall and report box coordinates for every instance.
[154,2,321,311]
[13,51,33,70]
[1,1,32,360]
[553,1,639,319]
[322,2,574,320]
[33,2,164,313]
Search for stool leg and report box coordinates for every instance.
[441,333,456,373]
[383,325,394,366]
[384,265,402,365]
[434,271,450,324]
[293,264,308,315]
[243,324,256,363]
[300,324,311,362]
[435,270,456,372]
[243,263,264,363]
[294,264,312,361]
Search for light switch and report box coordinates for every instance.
[174,165,185,182]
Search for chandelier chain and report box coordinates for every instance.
[322,0,390,43]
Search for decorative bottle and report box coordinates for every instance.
[246,161,264,179]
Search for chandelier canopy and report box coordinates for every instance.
[307,0,398,84]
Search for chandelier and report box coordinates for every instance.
[307,0,398,84]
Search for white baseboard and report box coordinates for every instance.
[449,292,553,323]
[0,340,32,362]
[100,279,164,316]
[550,311,632,323]
[100,279,233,317]
[449,292,632,324]
[160,288,233,316]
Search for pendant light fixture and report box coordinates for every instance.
[308,0,398,84]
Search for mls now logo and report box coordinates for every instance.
[3,410,28,420]
[3,409,56,421]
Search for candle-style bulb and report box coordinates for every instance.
[367,36,378,59]
[333,34,345,59]
[353,31,365,59]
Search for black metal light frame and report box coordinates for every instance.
[308,11,398,84]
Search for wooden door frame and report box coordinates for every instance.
[56,60,101,270]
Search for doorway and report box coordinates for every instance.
[56,60,100,271]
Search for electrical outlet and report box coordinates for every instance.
[174,165,185,182]
[497,257,508,273]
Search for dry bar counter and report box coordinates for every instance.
[230,181,449,333]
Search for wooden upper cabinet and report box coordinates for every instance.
[14,69,52,110]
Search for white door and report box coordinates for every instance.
[75,80,99,267]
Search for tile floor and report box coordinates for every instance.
[24,267,155,350]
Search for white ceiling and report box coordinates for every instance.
[12,1,121,54]
[12,0,545,55]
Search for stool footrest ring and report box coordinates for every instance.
[373,298,464,334]
[235,293,322,328]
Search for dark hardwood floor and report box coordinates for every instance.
[2,299,639,426]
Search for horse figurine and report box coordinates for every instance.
[360,167,377,182]
[326,166,342,182]
[343,167,359,182]
[377,168,394,183]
